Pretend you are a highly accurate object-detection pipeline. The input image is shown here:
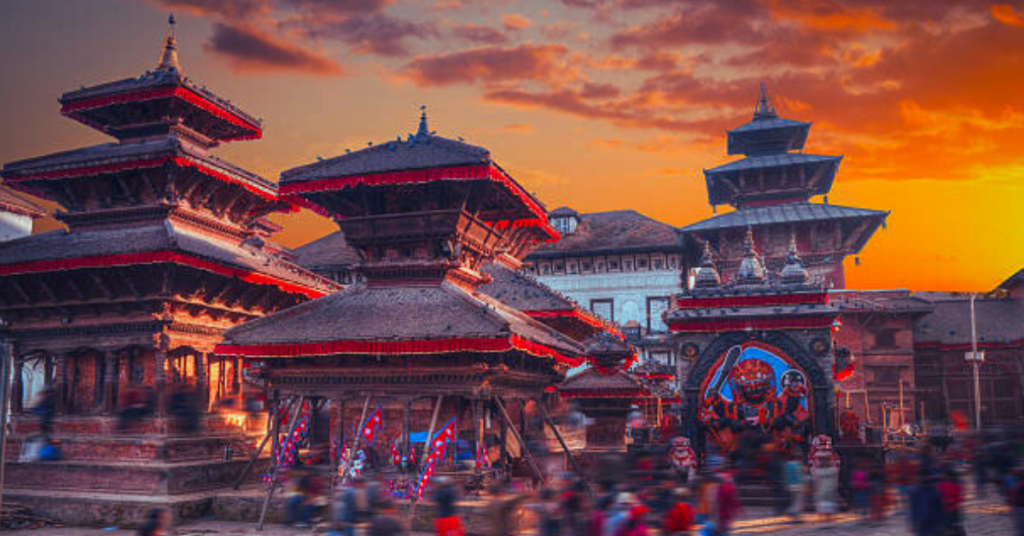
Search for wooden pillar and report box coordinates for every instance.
[103,352,118,414]
[11,356,24,414]
[403,398,412,453]
[499,401,508,464]
[155,345,168,418]
[196,353,209,412]
[56,354,69,414]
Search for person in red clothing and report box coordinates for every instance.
[937,467,965,536]
[663,488,695,535]
[712,469,742,536]
[616,505,650,536]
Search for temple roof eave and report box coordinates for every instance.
[1,136,279,200]
[58,70,262,134]
[0,223,339,298]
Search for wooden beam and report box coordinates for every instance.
[258,395,303,530]
[494,397,545,486]
[537,400,589,490]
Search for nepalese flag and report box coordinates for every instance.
[360,404,384,445]
[416,417,458,497]
[416,456,438,498]
[407,445,415,465]
[429,418,458,456]
[390,439,402,467]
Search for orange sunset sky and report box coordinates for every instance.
[1,0,1021,291]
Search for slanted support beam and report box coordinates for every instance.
[494,397,545,486]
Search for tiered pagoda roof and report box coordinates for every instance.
[218,110,587,392]
[681,83,888,288]
[0,17,338,350]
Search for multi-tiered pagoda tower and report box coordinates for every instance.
[0,20,337,524]
[216,110,588,493]
[680,84,888,288]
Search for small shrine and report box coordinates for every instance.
[667,230,842,456]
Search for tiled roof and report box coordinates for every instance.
[281,135,491,184]
[705,153,840,175]
[914,296,1024,347]
[999,269,1023,291]
[221,280,584,357]
[1,136,277,195]
[478,263,577,312]
[292,230,361,270]
[59,68,261,129]
[0,222,336,293]
[559,368,647,394]
[728,117,810,134]
[680,203,887,233]
[528,210,680,258]
[0,186,45,218]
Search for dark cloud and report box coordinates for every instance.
[404,44,571,86]
[144,0,273,18]
[450,24,509,45]
[205,22,345,75]
[306,14,435,57]
[281,0,393,15]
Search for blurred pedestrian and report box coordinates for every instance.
[605,492,635,536]
[30,386,56,441]
[485,483,525,536]
[711,469,740,536]
[783,451,806,522]
[937,468,965,536]
[285,467,314,527]
[1009,467,1024,536]
[811,453,839,521]
[118,385,153,432]
[137,507,171,536]
[662,488,694,535]
[433,476,464,536]
[910,475,944,536]
[369,495,405,536]
[616,505,649,536]
[869,461,887,523]
[591,494,614,536]
[851,460,870,521]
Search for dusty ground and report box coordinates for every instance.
[4,489,1016,535]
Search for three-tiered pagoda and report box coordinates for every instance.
[216,109,588,490]
[680,84,888,288]
[0,19,337,524]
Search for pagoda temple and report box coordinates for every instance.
[680,84,888,288]
[0,19,337,524]
[215,109,591,497]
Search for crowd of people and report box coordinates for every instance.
[243,427,1024,536]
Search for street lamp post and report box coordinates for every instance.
[967,293,984,432]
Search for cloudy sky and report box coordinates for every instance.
[1,0,1021,290]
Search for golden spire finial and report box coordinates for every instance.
[156,14,180,72]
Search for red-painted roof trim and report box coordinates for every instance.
[0,251,330,299]
[61,86,261,141]
[668,315,835,333]
[676,292,828,310]
[215,334,583,367]
[280,165,558,240]
[4,155,277,201]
